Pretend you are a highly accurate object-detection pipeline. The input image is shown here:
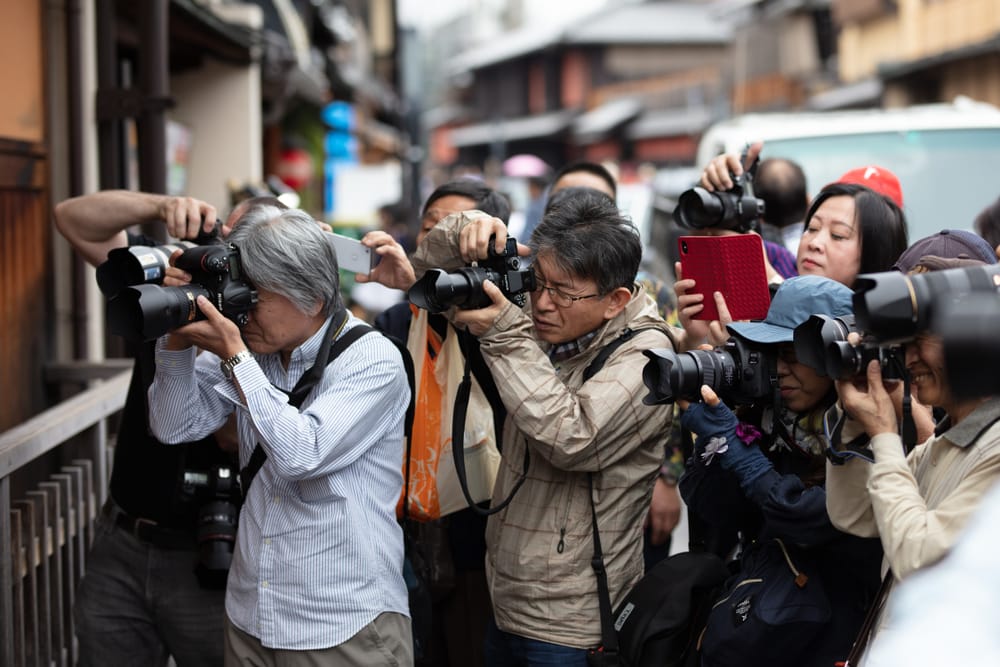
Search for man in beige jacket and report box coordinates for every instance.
[409,189,676,665]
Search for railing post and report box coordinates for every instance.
[1,474,15,667]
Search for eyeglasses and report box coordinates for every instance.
[532,273,600,308]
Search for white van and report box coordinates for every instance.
[694,97,1000,244]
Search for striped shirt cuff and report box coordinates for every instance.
[154,346,197,374]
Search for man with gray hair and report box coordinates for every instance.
[148,206,412,666]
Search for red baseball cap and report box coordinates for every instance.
[836,165,903,208]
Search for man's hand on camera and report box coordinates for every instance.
[160,196,217,240]
[162,249,192,287]
[165,295,245,360]
[458,214,530,263]
[357,230,416,290]
[699,141,763,192]
[451,280,506,336]
[835,360,899,438]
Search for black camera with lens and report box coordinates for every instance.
[408,236,536,314]
[642,337,777,406]
[96,224,221,296]
[793,314,906,381]
[673,155,765,233]
[102,242,258,341]
[853,264,1000,343]
[181,465,240,590]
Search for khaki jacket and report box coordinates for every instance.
[412,212,677,647]
[826,397,1000,660]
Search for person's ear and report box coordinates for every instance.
[602,286,632,320]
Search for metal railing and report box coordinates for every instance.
[0,363,131,667]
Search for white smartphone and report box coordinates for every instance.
[329,232,375,274]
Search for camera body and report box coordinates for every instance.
[642,336,777,406]
[181,464,240,590]
[793,314,905,381]
[673,172,765,233]
[103,242,257,341]
[408,236,536,313]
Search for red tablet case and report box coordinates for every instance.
[678,235,771,322]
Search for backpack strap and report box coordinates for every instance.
[587,472,620,664]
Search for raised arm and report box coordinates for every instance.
[53,190,218,267]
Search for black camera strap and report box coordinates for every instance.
[238,309,416,499]
[450,331,529,516]
[582,326,673,663]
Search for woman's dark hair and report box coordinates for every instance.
[422,179,512,223]
[803,182,908,282]
[550,160,618,198]
[531,188,640,294]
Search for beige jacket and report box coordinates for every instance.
[826,397,1000,660]
[411,212,677,647]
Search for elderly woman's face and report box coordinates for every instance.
[797,195,862,287]
[776,344,833,413]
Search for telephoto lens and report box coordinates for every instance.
[642,337,776,407]
[408,267,494,313]
[937,292,1000,398]
[106,283,212,341]
[853,264,1000,343]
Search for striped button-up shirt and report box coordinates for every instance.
[149,314,410,649]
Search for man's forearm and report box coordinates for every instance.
[54,190,168,266]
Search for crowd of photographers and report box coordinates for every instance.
[53,138,1000,667]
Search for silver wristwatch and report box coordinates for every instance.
[220,349,252,380]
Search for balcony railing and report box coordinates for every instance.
[0,362,131,667]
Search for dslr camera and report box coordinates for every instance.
[408,236,536,313]
[642,337,777,406]
[673,152,765,233]
[793,314,905,381]
[852,264,1000,398]
[852,263,1000,342]
[96,224,220,296]
[100,242,257,341]
[181,464,240,590]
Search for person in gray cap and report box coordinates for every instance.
[891,228,997,273]
[826,242,1000,664]
[678,275,884,667]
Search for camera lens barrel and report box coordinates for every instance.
[642,347,740,404]
[854,265,1000,342]
[106,283,212,341]
[408,235,535,313]
[673,184,765,232]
